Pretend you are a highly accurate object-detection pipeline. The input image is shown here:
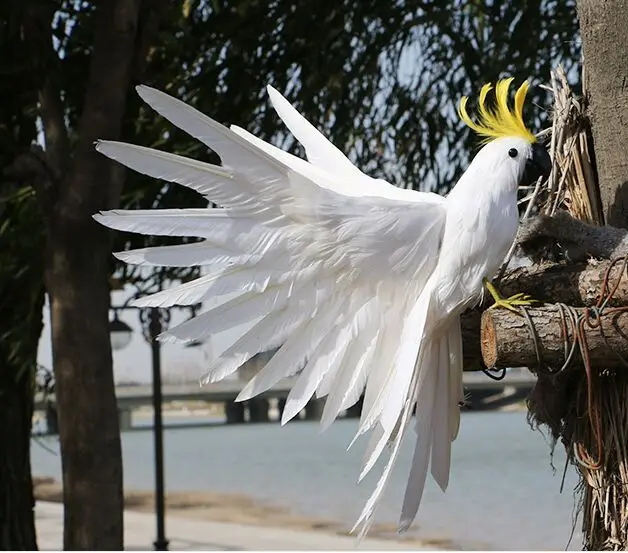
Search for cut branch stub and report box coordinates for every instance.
[481,305,628,369]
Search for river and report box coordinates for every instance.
[31,410,583,550]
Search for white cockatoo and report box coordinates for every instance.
[94,78,551,536]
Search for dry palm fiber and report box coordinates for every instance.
[524,66,628,551]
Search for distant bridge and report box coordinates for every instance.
[35,368,536,432]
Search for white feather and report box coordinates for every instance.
[351,300,405,448]
[319,303,379,430]
[114,242,233,267]
[281,294,377,424]
[398,341,439,532]
[159,280,296,344]
[448,320,464,441]
[280,323,351,424]
[132,265,315,308]
[236,290,346,401]
[429,334,453,492]
[353,367,420,538]
[267,85,365,182]
[136,85,288,188]
[96,141,256,210]
[358,291,432,481]
[204,281,336,383]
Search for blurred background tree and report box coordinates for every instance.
[0,0,579,548]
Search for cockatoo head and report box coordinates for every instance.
[458,78,552,189]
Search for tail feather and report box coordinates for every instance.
[398,340,439,532]
[429,334,453,492]
[352,367,419,538]
[448,320,464,441]
[357,290,432,479]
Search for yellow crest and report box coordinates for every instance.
[457,78,536,144]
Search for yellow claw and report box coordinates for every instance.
[483,279,539,315]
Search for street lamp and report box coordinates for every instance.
[109,306,171,551]
[109,312,133,351]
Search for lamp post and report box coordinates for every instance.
[109,306,171,551]
[140,307,170,551]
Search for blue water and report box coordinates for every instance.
[31,411,583,550]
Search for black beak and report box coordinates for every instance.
[521,143,552,187]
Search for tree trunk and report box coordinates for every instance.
[577,0,628,228]
[39,2,142,549]
[0,375,38,550]
[0,196,44,549]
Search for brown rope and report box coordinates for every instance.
[521,256,628,470]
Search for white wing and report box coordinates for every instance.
[94,85,450,535]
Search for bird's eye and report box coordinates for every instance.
[508,148,518,158]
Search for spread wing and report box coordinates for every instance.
[94,84,447,535]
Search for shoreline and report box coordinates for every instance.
[33,476,456,549]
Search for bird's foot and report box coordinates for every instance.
[483,279,538,315]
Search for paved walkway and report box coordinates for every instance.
[36,501,425,550]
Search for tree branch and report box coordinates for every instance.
[460,253,628,370]
[517,211,628,263]
[481,304,628,369]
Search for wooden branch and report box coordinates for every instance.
[498,258,628,307]
[480,305,628,369]
[460,257,628,369]
[517,212,628,263]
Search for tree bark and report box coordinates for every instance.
[499,259,628,307]
[38,2,142,549]
[481,305,628,369]
[577,0,628,228]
